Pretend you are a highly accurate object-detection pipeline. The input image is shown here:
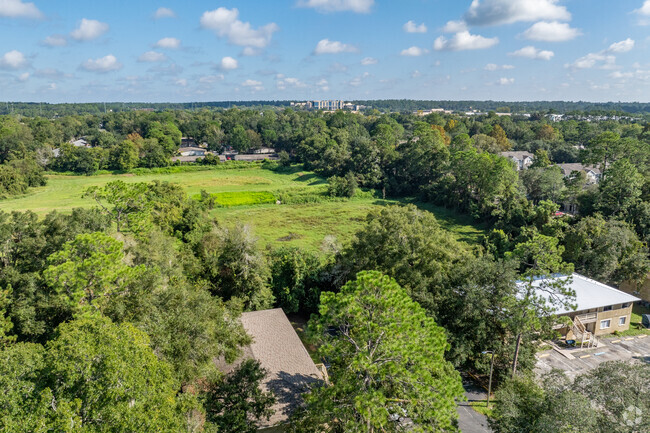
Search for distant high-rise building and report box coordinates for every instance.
[312,100,345,110]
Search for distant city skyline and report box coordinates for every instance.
[0,0,649,103]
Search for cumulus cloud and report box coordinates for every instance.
[316,78,329,92]
[200,7,278,49]
[464,0,571,26]
[155,37,181,49]
[509,46,554,60]
[485,63,514,70]
[0,0,43,19]
[138,51,167,62]
[70,18,109,41]
[434,31,498,51]
[220,56,238,70]
[361,57,377,65]
[400,46,427,56]
[635,0,650,15]
[43,34,67,47]
[403,20,427,33]
[297,0,374,13]
[497,77,515,85]
[241,79,264,91]
[153,7,176,19]
[17,72,29,81]
[521,21,581,42]
[313,39,358,54]
[0,50,28,69]
[607,38,634,53]
[441,20,467,33]
[276,75,307,90]
[80,54,122,72]
[566,39,634,69]
[175,78,187,87]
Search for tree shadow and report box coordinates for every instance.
[265,371,323,419]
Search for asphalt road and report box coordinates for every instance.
[457,380,491,433]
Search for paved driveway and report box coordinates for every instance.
[535,335,650,380]
[457,379,491,433]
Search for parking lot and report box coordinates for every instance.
[535,335,650,380]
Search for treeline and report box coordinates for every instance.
[0,177,589,431]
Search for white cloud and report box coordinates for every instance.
[609,71,633,79]
[220,56,238,70]
[566,39,634,69]
[441,20,467,33]
[316,78,329,92]
[200,7,278,49]
[464,0,571,26]
[277,75,307,90]
[155,37,181,49]
[175,78,187,87]
[70,18,109,41]
[242,79,264,91]
[199,74,224,84]
[17,72,29,81]
[313,39,358,54]
[607,38,634,53]
[521,21,581,42]
[509,46,554,60]
[0,50,28,69]
[635,1,650,15]
[411,70,422,78]
[497,77,515,85]
[153,7,176,19]
[569,52,615,69]
[43,34,67,47]
[80,55,122,72]
[138,51,167,62]
[34,68,72,80]
[0,0,43,19]
[434,31,498,51]
[403,20,427,33]
[400,46,427,56]
[485,63,514,70]
[297,0,374,13]
[361,57,377,65]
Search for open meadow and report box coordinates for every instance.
[0,165,485,252]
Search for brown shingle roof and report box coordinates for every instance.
[238,309,323,428]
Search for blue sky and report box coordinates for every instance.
[1,0,649,102]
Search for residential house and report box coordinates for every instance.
[528,273,640,347]
[219,309,325,432]
[558,163,602,185]
[500,151,534,171]
[70,138,90,148]
[178,146,206,157]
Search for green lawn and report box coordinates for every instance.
[214,198,486,252]
[0,166,324,215]
[0,165,485,253]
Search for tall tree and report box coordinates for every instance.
[294,271,464,432]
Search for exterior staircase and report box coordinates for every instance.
[572,315,597,349]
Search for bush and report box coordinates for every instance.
[327,172,357,198]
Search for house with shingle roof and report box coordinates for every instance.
[220,309,325,432]
[500,151,534,170]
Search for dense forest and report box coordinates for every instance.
[0,106,649,431]
[2,99,650,117]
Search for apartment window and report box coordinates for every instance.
[621,303,630,309]
[619,316,626,326]
[603,305,613,312]
[600,319,611,329]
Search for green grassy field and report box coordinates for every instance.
[0,165,485,252]
[0,166,324,215]
[214,197,486,252]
